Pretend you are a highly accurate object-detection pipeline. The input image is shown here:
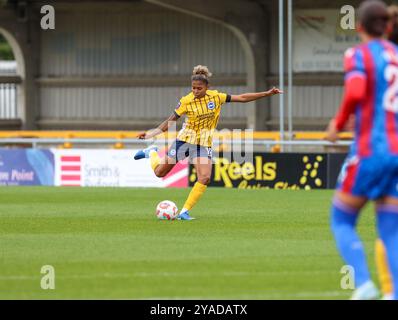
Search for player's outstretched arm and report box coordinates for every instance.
[230,87,283,103]
[137,113,179,140]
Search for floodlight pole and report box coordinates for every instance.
[279,0,285,150]
[287,0,293,142]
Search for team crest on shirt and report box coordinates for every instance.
[207,101,215,110]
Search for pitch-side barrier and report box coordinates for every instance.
[0,138,352,149]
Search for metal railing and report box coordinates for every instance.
[0,137,352,150]
[0,83,17,119]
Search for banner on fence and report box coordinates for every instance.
[0,149,54,186]
[52,149,188,187]
[189,153,347,190]
[0,149,348,189]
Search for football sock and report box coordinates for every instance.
[182,182,207,211]
[376,204,398,300]
[375,238,393,296]
[331,197,371,288]
[149,150,160,172]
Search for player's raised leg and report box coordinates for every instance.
[134,113,181,174]
[330,191,379,299]
[134,145,158,161]
[153,156,177,178]
[178,153,212,221]
[134,145,177,177]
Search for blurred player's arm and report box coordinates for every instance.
[137,113,179,140]
[230,87,283,103]
[325,73,366,142]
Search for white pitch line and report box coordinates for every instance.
[0,269,333,281]
[0,271,354,299]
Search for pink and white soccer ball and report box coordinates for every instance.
[156,200,178,220]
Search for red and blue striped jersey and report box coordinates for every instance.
[341,39,398,157]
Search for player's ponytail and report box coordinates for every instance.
[358,0,389,37]
[191,65,212,84]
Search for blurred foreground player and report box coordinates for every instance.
[325,0,398,300]
[373,3,398,300]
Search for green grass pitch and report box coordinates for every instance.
[0,187,379,299]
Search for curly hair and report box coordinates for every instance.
[191,65,212,84]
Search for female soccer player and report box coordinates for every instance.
[325,0,398,300]
[134,65,282,220]
[373,3,398,301]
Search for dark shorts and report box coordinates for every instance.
[336,154,398,200]
[167,140,212,162]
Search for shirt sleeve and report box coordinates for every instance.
[343,47,366,80]
[218,92,231,104]
[334,47,367,131]
[335,75,366,131]
[174,99,187,117]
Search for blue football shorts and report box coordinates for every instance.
[336,154,398,200]
[167,140,212,162]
